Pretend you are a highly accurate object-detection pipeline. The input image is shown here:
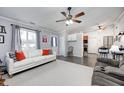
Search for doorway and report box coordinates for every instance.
[83,35,88,56]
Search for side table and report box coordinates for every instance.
[0,59,6,86]
[0,66,5,86]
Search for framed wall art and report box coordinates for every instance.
[0,35,4,43]
[42,35,47,43]
[0,25,6,34]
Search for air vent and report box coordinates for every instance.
[29,22,35,25]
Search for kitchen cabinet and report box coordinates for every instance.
[67,34,77,41]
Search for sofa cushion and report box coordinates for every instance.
[120,65,124,70]
[14,58,34,68]
[14,54,55,68]
[119,60,124,68]
[31,56,45,62]
[105,66,124,77]
[16,51,26,61]
[28,50,41,58]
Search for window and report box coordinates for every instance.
[51,37,57,47]
[20,28,37,50]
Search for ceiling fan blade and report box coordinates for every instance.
[102,27,106,30]
[61,12,67,17]
[75,12,85,18]
[73,19,82,23]
[56,19,66,22]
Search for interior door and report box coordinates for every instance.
[59,36,66,56]
[88,32,98,54]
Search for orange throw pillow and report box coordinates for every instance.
[42,49,49,55]
[16,51,26,61]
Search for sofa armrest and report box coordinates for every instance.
[5,54,14,75]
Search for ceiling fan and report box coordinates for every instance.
[56,7,85,26]
[97,25,106,31]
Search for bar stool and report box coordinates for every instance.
[114,52,124,61]
[98,47,109,58]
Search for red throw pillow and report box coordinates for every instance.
[42,49,50,55]
[16,51,26,61]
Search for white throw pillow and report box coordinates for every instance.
[28,49,41,58]
[23,51,29,58]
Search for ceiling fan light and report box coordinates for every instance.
[65,20,70,25]
[69,20,73,24]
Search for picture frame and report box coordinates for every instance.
[0,25,6,34]
[42,35,47,43]
[0,35,4,43]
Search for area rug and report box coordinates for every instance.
[5,60,93,86]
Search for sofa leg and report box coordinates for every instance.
[8,74,13,78]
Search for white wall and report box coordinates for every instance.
[0,17,59,63]
[67,33,83,57]
[113,12,124,46]
[84,27,114,54]
[86,31,98,54]
[59,31,68,57]
[59,32,84,57]
[40,31,59,55]
[84,12,124,54]
[0,18,12,61]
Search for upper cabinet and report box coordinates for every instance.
[67,34,77,41]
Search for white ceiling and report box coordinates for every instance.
[0,7,124,33]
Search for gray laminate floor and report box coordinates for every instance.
[57,54,97,67]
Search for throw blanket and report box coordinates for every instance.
[92,65,124,86]
[92,71,124,86]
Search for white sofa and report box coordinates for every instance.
[5,49,56,77]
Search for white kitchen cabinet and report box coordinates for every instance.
[67,34,77,41]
